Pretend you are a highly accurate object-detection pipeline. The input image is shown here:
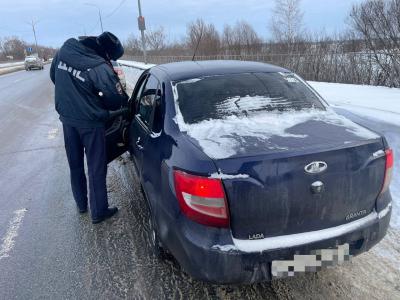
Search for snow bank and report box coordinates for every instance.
[309,81,400,126]
[118,60,155,95]
[0,65,25,75]
[121,66,144,94]
[117,60,155,70]
[0,61,24,68]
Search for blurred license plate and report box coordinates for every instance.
[271,243,351,278]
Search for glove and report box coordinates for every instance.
[108,107,129,119]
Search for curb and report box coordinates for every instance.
[0,66,26,76]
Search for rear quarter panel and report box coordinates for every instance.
[138,70,219,248]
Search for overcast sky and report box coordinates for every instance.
[0,0,365,47]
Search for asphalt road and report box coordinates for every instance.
[0,66,399,299]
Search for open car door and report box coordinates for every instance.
[105,115,130,163]
[104,69,149,164]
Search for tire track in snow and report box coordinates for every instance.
[0,208,27,260]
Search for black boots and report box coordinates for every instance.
[92,207,119,224]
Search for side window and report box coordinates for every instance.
[134,75,148,105]
[137,75,159,127]
[152,83,163,133]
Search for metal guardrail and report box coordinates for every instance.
[120,52,398,87]
[117,60,154,70]
[0,62,24,69]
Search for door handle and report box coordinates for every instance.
[136,137,144,150]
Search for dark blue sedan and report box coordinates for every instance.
[106,60,393,284]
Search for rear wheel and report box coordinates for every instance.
[148,216,168,259]
[141,185,168,259]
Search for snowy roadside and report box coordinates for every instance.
[0,65,25,75]
[118,60,154,95]
[0,61,24,68]
[118,60,155,70]
[309,81,400,126]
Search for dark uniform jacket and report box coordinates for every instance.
[50,38,128,128]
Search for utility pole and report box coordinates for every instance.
[28,20,39,56]
[137,0,147,64]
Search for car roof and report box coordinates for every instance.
[154,60,289,81]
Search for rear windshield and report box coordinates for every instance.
[173,72,325,124]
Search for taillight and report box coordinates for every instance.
[380,148,393,195]
[173,170,229,227]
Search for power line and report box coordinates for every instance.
[105,0,128,19]
[85,0,127,35]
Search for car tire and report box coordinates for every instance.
[141,185,169,260]
[148,216,168,260]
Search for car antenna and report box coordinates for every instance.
[192,27,203,61]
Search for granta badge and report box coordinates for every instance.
[346,209,367,221]
[304,161,328,174]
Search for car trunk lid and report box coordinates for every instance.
[209,119,386,239]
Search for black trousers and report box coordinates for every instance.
[62,124,109,219]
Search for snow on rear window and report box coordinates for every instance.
[171,73,378,159]
[174,72,325,125]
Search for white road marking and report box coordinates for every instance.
[13,79,21,83]
[0,208,27,260]
[47,128,59,140]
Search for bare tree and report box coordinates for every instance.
[349,0,400,87]
[186,18,220,56]
[270,0,305,52]
[123,34,142,56]
[1,36,26,60]
[222,21,262,55]
[237,21,262,55]
[146,26,166,53]
[0,37,4,60]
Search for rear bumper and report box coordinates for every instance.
[166,202,392,284]
[25,63,42,68]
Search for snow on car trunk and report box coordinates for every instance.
[175,108,378,159]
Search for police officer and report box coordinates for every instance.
[50,32,128,224]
